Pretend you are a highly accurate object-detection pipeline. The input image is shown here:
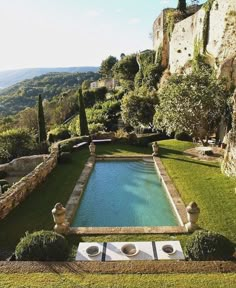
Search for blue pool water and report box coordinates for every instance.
[72,160,179,227]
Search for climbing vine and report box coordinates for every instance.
[202,0,215,52]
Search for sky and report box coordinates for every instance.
[0,0,205,71]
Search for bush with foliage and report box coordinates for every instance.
[0,128,37,162]
[154,65,228,145]
[59,143,73,153]
[175,131,192,141]
[47,126,71,143]
[185,230,235,261]
[121,88,158,128]
[15,230,69,261]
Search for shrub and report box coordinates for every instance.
[175,131,192,141]
[0,171,7,179]
[47,126,71,143]
[59,143,73,153]
[15,230,69,261]
[136,133,167,146]
[185,230,235,261]
[0,128,37,161]
[0,147,11,164]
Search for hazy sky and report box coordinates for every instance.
[0,0,204,71]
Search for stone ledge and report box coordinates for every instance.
[0,260,235,274]
[69,226,186,234]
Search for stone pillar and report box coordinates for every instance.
[52,203,69,234]
[89,142,96,156]
[152,142,159,156]
[185,202,200,232]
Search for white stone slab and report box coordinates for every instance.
[76,242,103,261]
[155,241,185,260]
[105,242,155,261]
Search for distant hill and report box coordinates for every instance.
[0,67,99,89]
[0,71,100,116]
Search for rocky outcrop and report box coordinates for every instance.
[153,0,236,86]
[0,146,59,220]
[0,155,49,176]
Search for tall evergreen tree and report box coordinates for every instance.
[37,94,47,143]
[177,0,186,12]
[78,89,89,136]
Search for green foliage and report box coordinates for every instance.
[0,72,99,116]
[121,88,158,128]
[81,80,90,90]
[15,230,69,261]
[164,9,186,40]
[47,126,70,143]
[185,230,235,261]
[0,128,37,162]
[113,54,139,90]
[78,89,89,136]
[177,0,186,12]
[175,131,192,141]
[37,94,47,143]
[88,123,105,134]
[135,50,163,89]
[59,143,73,153]
[202,0,215,53]
[83,87,108,108]
[154,66,228,142]
[99,56,118,78]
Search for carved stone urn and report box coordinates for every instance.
[52,203,69,234]
[89,142,96,156]
[185,202,200,232]
[152,142,159,156]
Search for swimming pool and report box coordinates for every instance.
[71,160,180,227]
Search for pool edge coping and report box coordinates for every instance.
[65,154,188,234]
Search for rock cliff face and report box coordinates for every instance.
[153,0,236,86]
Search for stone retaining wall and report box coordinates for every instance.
[0,145,59,220]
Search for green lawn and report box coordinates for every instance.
[0,141,235,253]
[0,141,235,286]
[0,273,235,288]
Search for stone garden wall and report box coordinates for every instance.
[0,145,59,220]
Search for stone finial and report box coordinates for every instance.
[52,203,69,234]
[185,201,200,232]
[152,142,159,156]
[89,142,96,156]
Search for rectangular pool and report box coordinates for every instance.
[71,160,179,227]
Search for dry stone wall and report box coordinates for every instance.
[0,145,59,220]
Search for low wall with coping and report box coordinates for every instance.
[0,145,59,220]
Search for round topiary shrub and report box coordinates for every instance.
[185,230,235,261]
[15,230,69,261]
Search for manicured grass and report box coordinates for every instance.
[0,273,235,288]
[159,140,236,243]
[0,148,90,250]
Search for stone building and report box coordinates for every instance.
[90,78,119,90]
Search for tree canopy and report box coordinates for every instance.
[121,87,158,128]
[177,0,186,12]
[154,66,228,143]
[99,56,118,78]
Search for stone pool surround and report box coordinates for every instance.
[66,154,187,234]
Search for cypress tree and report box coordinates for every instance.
[78,89,89,136]
[177,0,186,12]
[37,94,47,143]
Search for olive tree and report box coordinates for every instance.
[154,66,228,145]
